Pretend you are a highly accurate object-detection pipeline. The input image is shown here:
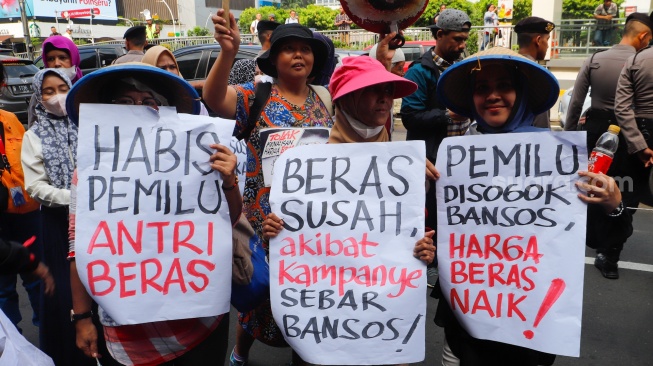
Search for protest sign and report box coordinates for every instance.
[261,127,330,186]
[436,132,587,356]
[75,105,235,324]
[269,141,427,365]
[230,137,247,194]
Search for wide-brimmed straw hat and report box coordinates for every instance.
[66,63,201,125]
[256,23,328,78]
[436,47,559,118]
[329,56,417,102]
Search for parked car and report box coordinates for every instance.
[557,86,591,130]
[172,44,262,85]
[0,56,40,124]
[363,40,437,72]
[34,44,126,75]
[0,48,14,56]
[335,49,366,68]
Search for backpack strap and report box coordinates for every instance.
[236,82,273,141]
[309,85,334,117]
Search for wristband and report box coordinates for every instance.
[70,309,93,323]
[222,176,239,191]
[607,201,624,217]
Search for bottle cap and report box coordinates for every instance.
[608,125,621,134]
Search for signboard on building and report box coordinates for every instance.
[0,1,117,20]
[498,0,514,20]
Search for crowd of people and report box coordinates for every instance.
[0,3,650,366]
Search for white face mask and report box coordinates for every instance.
[61,66,77,81]
[43,93,68,117]
[342,109,384,139]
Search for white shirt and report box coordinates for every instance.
[250,20,259,34]
[285,17,299,24]
[21,129,71,207]
[63,32,73,40]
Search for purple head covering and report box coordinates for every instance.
[41,36,83,83]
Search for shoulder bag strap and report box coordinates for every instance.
[236,82,273,141]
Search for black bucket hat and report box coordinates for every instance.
[256,23,328,78]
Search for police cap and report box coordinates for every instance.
[257,20,281,33]
[124,26,146,40]
[514,17,555,34]
[626,12,653,31]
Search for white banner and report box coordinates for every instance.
[75,105,234,324]
[269,142,427,365]
[34,0,118,19]
[436,132,587,357]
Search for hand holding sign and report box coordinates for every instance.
[436,131,588,357]
[269,141,427,364]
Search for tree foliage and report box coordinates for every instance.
[299,5,340,30]
[562,0,624,19]
[187,26,210,37]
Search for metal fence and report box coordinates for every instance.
[18,18,623,60]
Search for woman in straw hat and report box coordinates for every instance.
[261,55,437,366]
[203,10,334,365]
[66,63,238,365]
[433,47,632,365]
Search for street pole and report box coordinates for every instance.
[18,0,32,60]
[159,0,176,37]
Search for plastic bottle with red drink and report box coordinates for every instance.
[588,124,620,174]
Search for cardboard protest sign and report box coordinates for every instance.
[436,132,587,356]
[75,105,235,324]
[230,137,247,194]
[260,127,330,186]
[269,142,427,365]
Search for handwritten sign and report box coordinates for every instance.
[260,127,330,187]
[436,132,587,357]
[75,105,235,324]
[269,142,427,365]
[230,137,247,194]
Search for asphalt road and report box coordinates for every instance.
[14,123,653,365]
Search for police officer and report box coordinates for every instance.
[113,26,147,64]
[566,12,652,143]
[591,12,653,279]
[514,16,555,129]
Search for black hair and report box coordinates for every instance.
[486,3,494,11]
[517,32,538,48]
[0,62,5,86]
[129,33,147,47]
[258,30,273,44]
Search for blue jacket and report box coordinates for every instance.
[400,47,449,162]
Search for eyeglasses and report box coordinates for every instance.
[112,96,161,108]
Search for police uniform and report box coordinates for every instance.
[514,17,555,129]
[566,13,653,151]
[113,26,147,64]
[601,12,653,278]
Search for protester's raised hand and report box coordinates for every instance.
[209,143,237,186]
[75,319,99,359]
[576,171,622,213]
[211,9,240,53]
[375,32,399,71]
[413,230,436,265]
[263,213,284,241]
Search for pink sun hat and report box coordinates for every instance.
[329,56,417,102]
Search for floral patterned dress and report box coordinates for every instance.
[232,82,333,345]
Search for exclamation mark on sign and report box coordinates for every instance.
[396,314,422,352]
[523,278,566,340]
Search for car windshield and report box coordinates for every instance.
[2,62,37,78]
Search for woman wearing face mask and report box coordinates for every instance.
[27,36,83,128]
[21,69,106,366]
